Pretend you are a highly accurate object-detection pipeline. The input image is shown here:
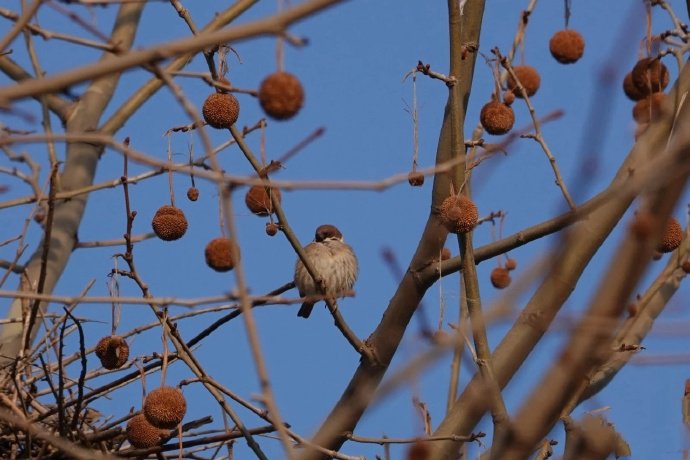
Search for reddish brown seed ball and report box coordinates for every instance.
[245,185,281,216]
[490,267,512,289]
[126,414,169,448]
[143,387,187,429]
[440,247,451,261]
[406,439,430,460]
[503,90,516,106]
[623,72,646,101]
[265,222,279,237]
[631,58,669,96]
[439,195,478,234]
[507,65,541,98]
[186,187,199,202]
[504,257,517,271]
[95,335,129,370]
[408,171,425,187]
[202,92,240,129]
[258,72,304,120]
[151,205,188,241]
[657,217,683,253]
[549,29,585,64]
[480,101,515,135]
[204,237,240,272]
[632,92,665,124]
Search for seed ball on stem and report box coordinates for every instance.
[151,205,188,241]
[202,92,240,129]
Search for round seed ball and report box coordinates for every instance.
[95,335,129,370]
[480,101,515,135]
[623,72,646,101]
[632,92,665,123]
[657,217,682,253]
[186,187,199,202]
[408,171,425,187]
[265,222,279,236]
[202,92,240,129]
[143,387,187,429]
[152,205,188,241]
[439,195,478,234]
[631,58,669,95]
[503,90,516,106]
[205,237,240,272]
[440,247,451,261]
[507,65,541,98]
[490,267,511,289]
[258,72,304,120]
[406,440,430,460]
[549,29,585,64]
[126,414,169,448]
[505,257,517,271]
[245,185,281,216]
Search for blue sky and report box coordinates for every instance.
[3,0,690,458]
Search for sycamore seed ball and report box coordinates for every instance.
[258,72,304,120]
[205,237,240,272]
[631,58,669,96]
[186,187,199,202]
[151,205,188,241]
[245,185,281,216]
[490,267,511,289]
[440,195,478,234]
[505,257,517,271]
[95,335,129,370]
[143,387,187,429]
[408,171,425,187]
[507,65,541,98]
[549,29,585,64]
[657,217,682,253]
[126,414,169,448]
[623,72,646,101]
[480,101,515,135]
[632,92,665,124]
[202,92,240,129]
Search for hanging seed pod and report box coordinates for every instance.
[258,72,304,120]
[480,101,515,135]
[507,65,541,98]
[202,92,240,129]
[439,195,478,234]
[143,387,187,429]
[95,335,129,370]
[549,29,585,64]
[151,206,188,241]
[205,238,240,272]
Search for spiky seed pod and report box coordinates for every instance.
[205,237,239,272]
[265,222,279,236]
[507,65,541,98]
[408,171,424,187]
[549,29,585,64]
[504,257,517,271]
[490,267,511,289]
[406,440,430,460]
[631,58,669,95]
[502,90,516,106]
[632,92,665,123]
[439,195,478,234]
[657,217,682,253]
[126,414,169,448]
[623,72,646,101]
[245,185,281,216]
[440,247,451,261]
[258,72,304,120]
[480,101,515,135]
[202,92,240,129]
[151,205,188,241]
[143,387,187,429]
[95,335,129,370]
[186,187,199,202]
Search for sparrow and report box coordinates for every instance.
[294,224,358,318]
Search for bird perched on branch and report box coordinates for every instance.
[294,224,358,318]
